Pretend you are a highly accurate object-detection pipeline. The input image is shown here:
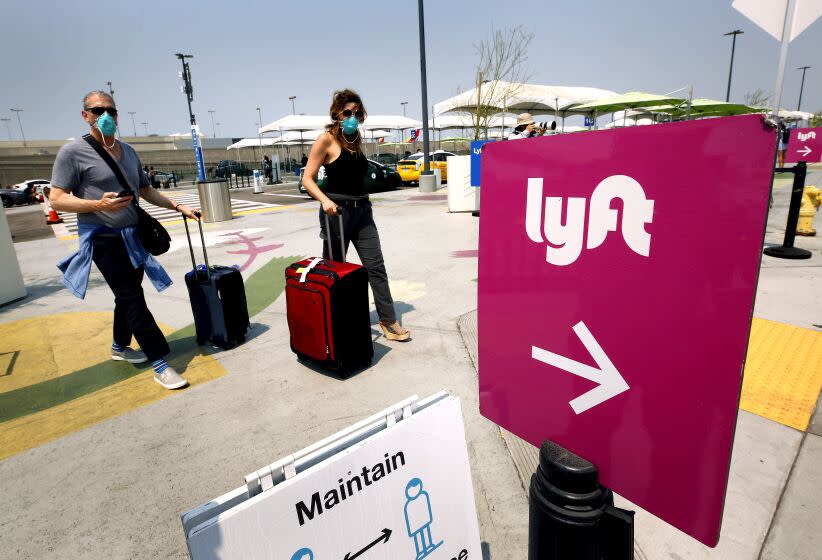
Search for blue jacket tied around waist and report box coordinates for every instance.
[57,224,173,299]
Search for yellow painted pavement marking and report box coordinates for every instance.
[741,318,822,431]
[0,353,222,461]
[0,312,225,460]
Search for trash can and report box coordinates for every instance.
[197,178,233,223]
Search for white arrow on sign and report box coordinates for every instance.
[532,321,630,414]
[799,146,813,157]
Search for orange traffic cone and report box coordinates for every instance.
[45,198,63,224]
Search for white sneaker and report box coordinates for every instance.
[111,347,148,364]
[153,366,188,390]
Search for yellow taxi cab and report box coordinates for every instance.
[396,150,457,184]
[397,153,424,183]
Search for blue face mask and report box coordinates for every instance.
[96,113,117,136]
[341,116,359,135]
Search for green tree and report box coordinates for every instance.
[473,26,534,139]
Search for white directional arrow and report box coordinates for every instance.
[799,146,813,157]
[532,321,630,414]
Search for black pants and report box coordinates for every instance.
[92,235,170,361]
[319,201,396,323]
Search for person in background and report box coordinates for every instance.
[48,90,199,390]
[777,120,790,168]
[507,113,549,140]
[148,165,160,189]
[301,153,309,168]
[302,88,410,342]
[263,155,273,184]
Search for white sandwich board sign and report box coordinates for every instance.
[181,392,481,560]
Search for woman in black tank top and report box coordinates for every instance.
[302,89,410,342]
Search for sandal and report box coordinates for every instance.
[379,321,411,342]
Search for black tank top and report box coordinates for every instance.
[324,147,368,199]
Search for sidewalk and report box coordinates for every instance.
[1,173,820,559]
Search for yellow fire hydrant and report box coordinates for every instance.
[797,185,822,236]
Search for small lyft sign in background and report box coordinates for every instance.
[785,127,822,163]
[478,115,776,547]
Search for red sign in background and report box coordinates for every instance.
[785,127,822,163]
[478,115,776,546]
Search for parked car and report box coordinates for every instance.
[215,160,253,178]
[298,160,400,194]
[396,150,456,184]
[397,153,424,183]
[152,170,177,188]
[1,179,50,207]
[373,153,400,168]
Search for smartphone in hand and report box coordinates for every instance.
[116,190,134,198]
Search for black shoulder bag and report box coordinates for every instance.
[82,134,171,255]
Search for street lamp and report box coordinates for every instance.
[106,82,121,138]
[256,106,264,166]
[208,109,217,138]
[416,0,432,178]
[724,30,744,102]
[141,121,148,135]
[128,111,137,136]
[175,52,205,181]
[0,118,11,140]
[797,66,811,111]
[289,96,296,115]
[10,108,25,147]
[401,101,408,117]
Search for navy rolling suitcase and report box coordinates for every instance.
[183,215,250,350]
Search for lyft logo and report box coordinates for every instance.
[525,175,654,266]
[797,131,816,142]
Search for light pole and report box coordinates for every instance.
[401,101,408,117]
[215,122,221,137]
[797,66,811,111]
[416,0,432,180]
[128,111,137,136]
[106,82,121,138]
[0,118,11,140]
[208,109,217,138]
[256,106,264,166]
[175,53,205,181]
[724,30,744,102]
[289,96,296,115]
[10,108,25,147]
[141,121,148,135]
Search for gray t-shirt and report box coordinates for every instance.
[51,137,149,228]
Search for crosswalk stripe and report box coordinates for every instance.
[58,193,280,233]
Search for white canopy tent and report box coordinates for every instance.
[227,138,277,150]
[433,81,617,116]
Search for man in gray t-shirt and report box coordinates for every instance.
[51,136,147,228]
[49,90,199,390]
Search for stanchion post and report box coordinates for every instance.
[529,440,634,560]
[764,161,812,259]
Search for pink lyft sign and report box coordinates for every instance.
[478,115,775,547]
[785,127,822,163]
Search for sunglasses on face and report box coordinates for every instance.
[85,106,118,117]
[341,109,364,120]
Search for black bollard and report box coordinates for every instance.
[764,161,812,259]
[529,440,634,560]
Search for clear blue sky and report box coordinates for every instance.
[1,0,820,140]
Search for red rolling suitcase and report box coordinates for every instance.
[285,213,373,375]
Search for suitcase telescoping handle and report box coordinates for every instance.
[323,210,346,262]
[183,212,211,281]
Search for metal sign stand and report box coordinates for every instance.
[764,161,812,259]
[529,440,635,560]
